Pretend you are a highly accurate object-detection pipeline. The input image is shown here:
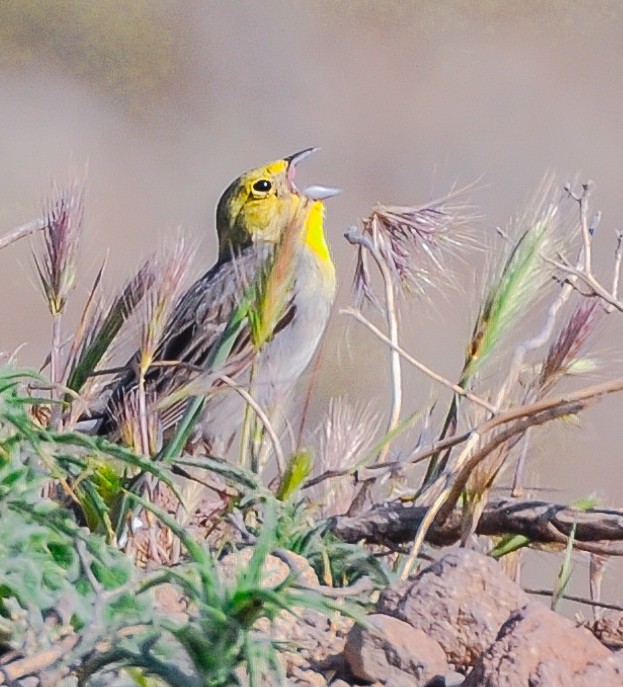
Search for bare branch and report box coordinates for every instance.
[564,180,595,279]
[331,496,623,555]
[545,255,623,313]
[0,218,46,251]
[396,374,623,578]
[525,588,623,614]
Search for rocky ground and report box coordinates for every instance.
[203,548,623,687]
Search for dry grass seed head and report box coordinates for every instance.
[34,182,85,315]
[138,231,197,375]
[538,301,601,393]
[113,386,162,455]
[315,396,381,516]
[354,186,479,306]
[462,178,568,385]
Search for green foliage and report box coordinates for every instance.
[258,495,391,590]
[66,262,154,395]
[0,367,361,685]
[0,409,152,661]
[276,449,313,501]
[4,170,614,683]
[489,533,532,559]
[462,215,554,384]
[129,496,360,687]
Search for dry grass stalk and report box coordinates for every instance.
[33,182,85,427]
[0,217,46,251]
[134,232,195,454]
[346,188,477,469]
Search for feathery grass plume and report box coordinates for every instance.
[353,187,477,305]
[33,182,85,398]
[65,258,156,403]
[134,232,195,454]
[347,187,477,467]
[538,301,601,394]
[461,203,559,387]
[315,397,382,516]
[34,182,85,317]
[425,180,563,483]
[137,231,196,377]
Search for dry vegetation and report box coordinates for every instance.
[2,175,623,685]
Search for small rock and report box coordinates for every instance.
[463,601,620,686]
[344,613,448,687]
[378,549,530,669]
[289,665,328,686]
[218,548,319,588]
[443,670,466,686]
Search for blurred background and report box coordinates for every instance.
[1,1,623,605]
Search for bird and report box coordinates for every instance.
[98,148,339,466]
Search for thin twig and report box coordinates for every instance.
[0,635,78,683]
[398,374,623,579]
[525,588,623,613]
[302,429,473,491]
[0,218,46,251]
[345,226,403,463]
[374,218,403,464]
[611,231,623,304]
[511,429,531,497]
[137,373,151,455]
[342,307,496,413]
[218,374,285,478]
[505,228,587,491]
[49,312,63,430]
[545,255,623,313]
[543,256,623,312]
[565,181,595,279]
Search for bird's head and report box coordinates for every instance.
[215,148,339,261]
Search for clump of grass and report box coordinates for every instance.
[34,182,85,425]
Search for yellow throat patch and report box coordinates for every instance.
[303,201,332,264]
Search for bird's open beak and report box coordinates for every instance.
[285,147,341,200]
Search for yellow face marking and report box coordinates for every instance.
[264,160,288,176]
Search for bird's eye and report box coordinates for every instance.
[252,179,272,193]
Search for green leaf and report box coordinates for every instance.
[552,522,576,611]
[490,534,532,559]
[276,450,313,501]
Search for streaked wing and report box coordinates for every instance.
[101,243,294,435]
